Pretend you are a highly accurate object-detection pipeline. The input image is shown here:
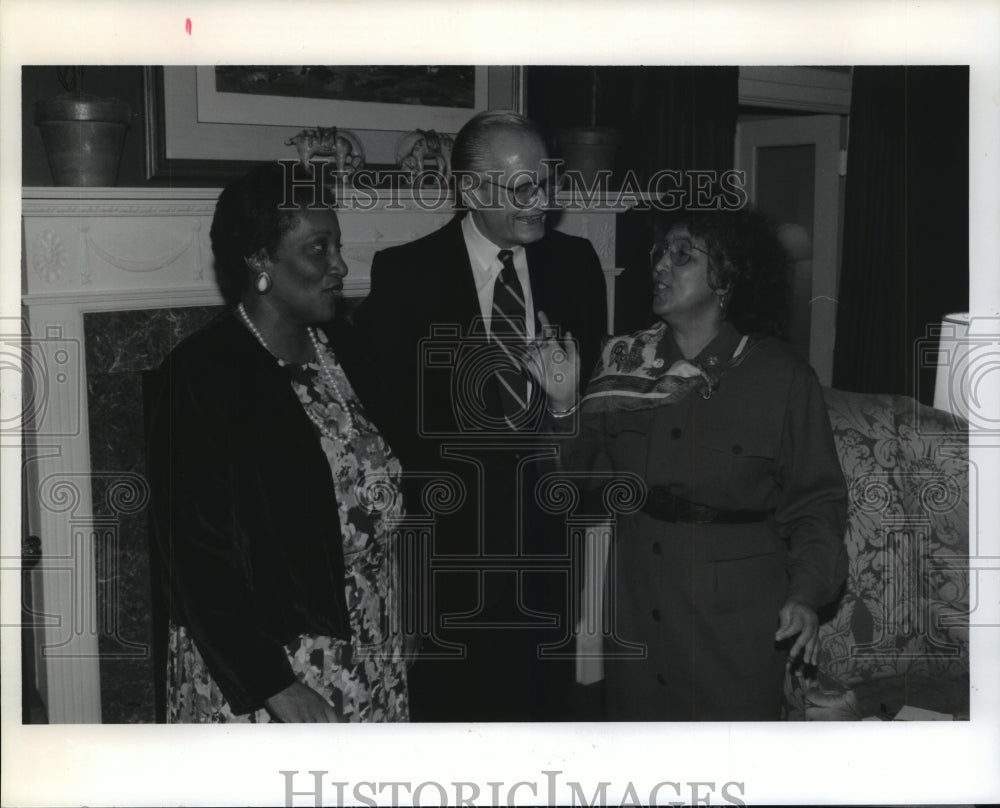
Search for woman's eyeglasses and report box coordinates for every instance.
[649,238,709,269]
[483,174,567,206]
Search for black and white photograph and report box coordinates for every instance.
[2,2,998,807]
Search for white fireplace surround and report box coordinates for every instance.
[20,186,626,722]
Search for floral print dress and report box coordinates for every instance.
[167,329,409,722]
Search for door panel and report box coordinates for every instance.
[735,115,842,385]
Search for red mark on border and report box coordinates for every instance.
[185,18,192,35]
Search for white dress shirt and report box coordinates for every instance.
[461,214,537,340]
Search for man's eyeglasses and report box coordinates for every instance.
[483,174,566,207]
[649,238,710,269]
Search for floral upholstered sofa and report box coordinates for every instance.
[784,388,970,720]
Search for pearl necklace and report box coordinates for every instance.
[236,303,356,442]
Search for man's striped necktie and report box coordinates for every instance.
[490,249,530,422]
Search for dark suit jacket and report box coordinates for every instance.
[355,215,608,475]
[353,215,607,719]
[145,313,363,715]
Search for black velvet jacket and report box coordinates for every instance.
[146,312,368,715]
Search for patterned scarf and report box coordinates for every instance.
[581,322,756,414]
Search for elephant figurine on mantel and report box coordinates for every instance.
[284,127,365,178]
[395,129,454,184]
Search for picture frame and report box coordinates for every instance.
[143,66,523,183]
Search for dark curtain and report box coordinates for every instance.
[527,66,738,332]
[612,67,738,333]
[832,66,969,403]
[616,66,739,187]
[530,67,738,335]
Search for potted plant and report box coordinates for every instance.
[556,68,621,189]
[34,67,132,186]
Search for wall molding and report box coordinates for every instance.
[738,66,853,114]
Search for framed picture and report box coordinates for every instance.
[144,66,523,183]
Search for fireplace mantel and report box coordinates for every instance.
[23,186,625,304]
[20,186,626,722]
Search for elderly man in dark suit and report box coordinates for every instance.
[354,110,607,721]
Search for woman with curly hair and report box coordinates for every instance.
[536,204,848,720]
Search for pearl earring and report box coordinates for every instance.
[254,271,272,294]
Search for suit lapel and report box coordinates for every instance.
[526,236,557,335]
[417,217,503,427]
[434,217,483,334]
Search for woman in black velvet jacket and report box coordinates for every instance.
[147,165,408,722]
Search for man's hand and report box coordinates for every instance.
[526,310,580,412]
[264,681,340,723]
[775,600,820,666]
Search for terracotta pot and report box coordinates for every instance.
[556,127,621,187]
[35,94,131,186]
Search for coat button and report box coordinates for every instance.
[652,542,662,555]
[670,427,682,439]
[732,444,743,455]
[651,608,661,621]
[656,673,666,685]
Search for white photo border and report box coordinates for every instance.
[2,1,998,806]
